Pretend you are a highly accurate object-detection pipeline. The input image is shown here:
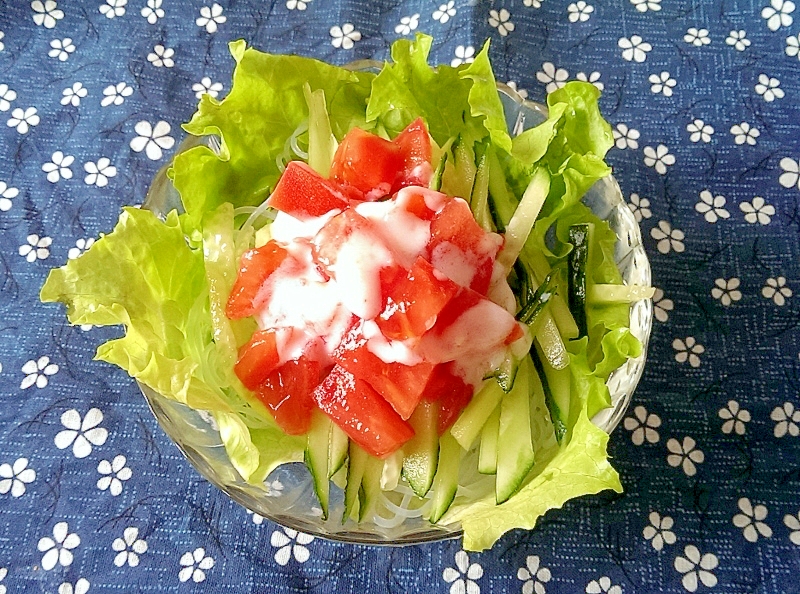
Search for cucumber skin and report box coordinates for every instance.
[428,432,462,523]
[402,401,440,497]
[531,348,567,443]
[305,412,331,520]
[567,224,590,338]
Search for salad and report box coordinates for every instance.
[40,34,651,551]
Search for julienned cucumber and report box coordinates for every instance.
[496,357,536,503]
[478,405,500,475]
[450,380,506,450]
[532,345,569,443]
[402,401,439,497]
[305,411,332,520]
[568,224,591,338]
[428,432,462,523]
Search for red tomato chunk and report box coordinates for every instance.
[256,356,320,435]
[266,161,348,220]
[423,363,474,435]
[234,329,281,390]
[226,240,289,319]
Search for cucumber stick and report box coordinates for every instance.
[450,380,505,450]
[402,401,440,497]
[589,283,656,303]
[470,151,493,232]
[478,404,500,475]
[496,358,536,503]
[305,411,331,520]
[567,224,590,338]
[440,136,477,200]
[343,442,367,522]
[302,85,336,177]
[532,345,569,442]
[328,423,349,478]
[428,432,462,523]
[497,167,551,270]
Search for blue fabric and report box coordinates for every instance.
[1,0,799,592]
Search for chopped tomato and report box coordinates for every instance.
[255,356,320,435]
[313,364,415,457]
[422,363,474,435]
[266,161,348,220]
[376,256,459,340]
[333,320,435,420]
[226,240,289,319]
[330,127,404,199]
[392,117,433,189]
[428,198,502,295]
[234,329,281,390]
[394,186,449,221]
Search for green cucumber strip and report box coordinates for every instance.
[440,135,477,200]
[497,167,551,270]
[548,292,579,340]
[302,84,336,177]
[589,283,656,303]
[450,380,505,450]
[532,344,569,443]
[428,432,462,523]
[567,223,590,338]
[304,411,331,520]
[380,450,404,491]
[517,269,557,325]
[402,400,440,497]
[470,148,493,232]
[328,423,349,478]
[496,358,535,503]
[478,404,500,475]
[486,148,518,232]
[487,350,520,393]
[536,315,569,370]
[358,453,385,522]
[429,137,454,192]
[343,442,368,523]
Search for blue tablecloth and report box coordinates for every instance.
[1,1,799,592]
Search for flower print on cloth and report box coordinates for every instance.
[271,528,314,565]
[83,158,116,187]
[0,181,18,212]
[196,3,226,33]
[0,567,6,594]
[395,14,420,35]
[585,576,621,594]
[42,151,74,183]
[730,122,759,145]
[0,31,4,52]
[19,235,51,262]
[762,0,795,30]
[48,38,75,61]
[54,408,108,458]
[575,71,603,91]
[613,123,640,150]
[68,238,94,260]
[265,478,284,497]
[726,30,750,50]
[653,288,673,322]
[488,9,515,36]
[536,63,569,93]
[506,81,529,99]
[248,510,265,524]
[674,545,718,592]
[618,35,652,62]
[779,157,800,189]
[649,71,676,97]
[31,1,64,29]
[286,0,312,10]
[666,436,704,476]
[0,458,35,497]
[643,145,675,175]
[517,555,551,594]
[178,547,214,582]
[99,0,127,18]
[643,511,676,551]
[7,107,39,134]
[687,119,714,143]
[130,121,175,161]
[624,405,661,445]
[141,0,164,24]
[719,400,751,435]
[192,77,223,99]
[631,0,661,12]
[711,278,741,305]
[0,85,16,112]
[524,0,543,7]
[739,197,774,224]
[673,337,704,367]
[147,44,174,68]
[696,190,730,223]
[732,498,773,542]
[783,511,800,545]
[330,24,361,49]
[787,33,800,58]
[684,27,711,46]
[451,45,475,67]
[112,527,147,567]
[20,356,58,388]
[58,578,89,594]
[628,193,651,222]
[38,522,80,570]
[443,550,483,594]
[97,455,131,496]
[61,83,87,107]
[567,1,594,22]
[651,221,684,254]
[433,1,456,23]
[755,74,784,102]
[771,402,800,437]
[101,82,133,107]
[762,277,792,305]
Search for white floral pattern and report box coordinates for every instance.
[614,123,640,150]
[643,511,676,551]
[49,38,75,61]
[643,145,676,175]
[433,2,456,23]
[726,30,750,50]
[687,119,714,143]
[178,547,214,582]
[130,120,175,160]
[488,9,515,36]
[7,107,40,134]
[443,550,483,594]
[585,576,621,594]
[536,63,569,94]
[112,527,147,567]
[147,44,174,68]
[762,276,792,305]
[619,35,652,62]
[54,408,108,458]
[68,238,95,259]
[673,337,704,367]
[0,85,15,112]
[271,528,314,565]
[684,27,710,46]
[695,190,730,223]
[730,122,759,145]
[395,14,420,35]
[732,497,773,542]
[517,555,551,594]
[711,278,741,305]
[99,0,126,18]
[653,288,674,322]
[141,0,164,23]
[771,402,800,437]
[97,455,131,496]
[739,197,774,224]
[451,45,475,67]
[20,355,58,388]
[31,1,64,28]
[192,77,223,99]
[666,436,705,476]
[783,511,800,545]
[0,458,36,497]
[628,193,651,221]
[61,83,87,107]
[58,579,89,594]
[330,24,361,49]
[101,82,133,107]
[624,405,661,445]
[762,0,795,30]
[0,181,18,212]
[567,1,594,22]
[196,3,226,33]
[755,74,784,102]
[37,522,80,570]
[718,400,751,435]
[674,545,718,592]
[651,220,685,254]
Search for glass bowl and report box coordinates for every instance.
[140,82,653,546]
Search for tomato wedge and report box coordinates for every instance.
[392,117,433,190]
[255,356,320,435]
[266,160,348,220]
[330,127,404,199]
[313,364,415,458]
[226,240,289,319]
[333,320,435,420]
[422,363,474,435]
[234,329,281,390]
